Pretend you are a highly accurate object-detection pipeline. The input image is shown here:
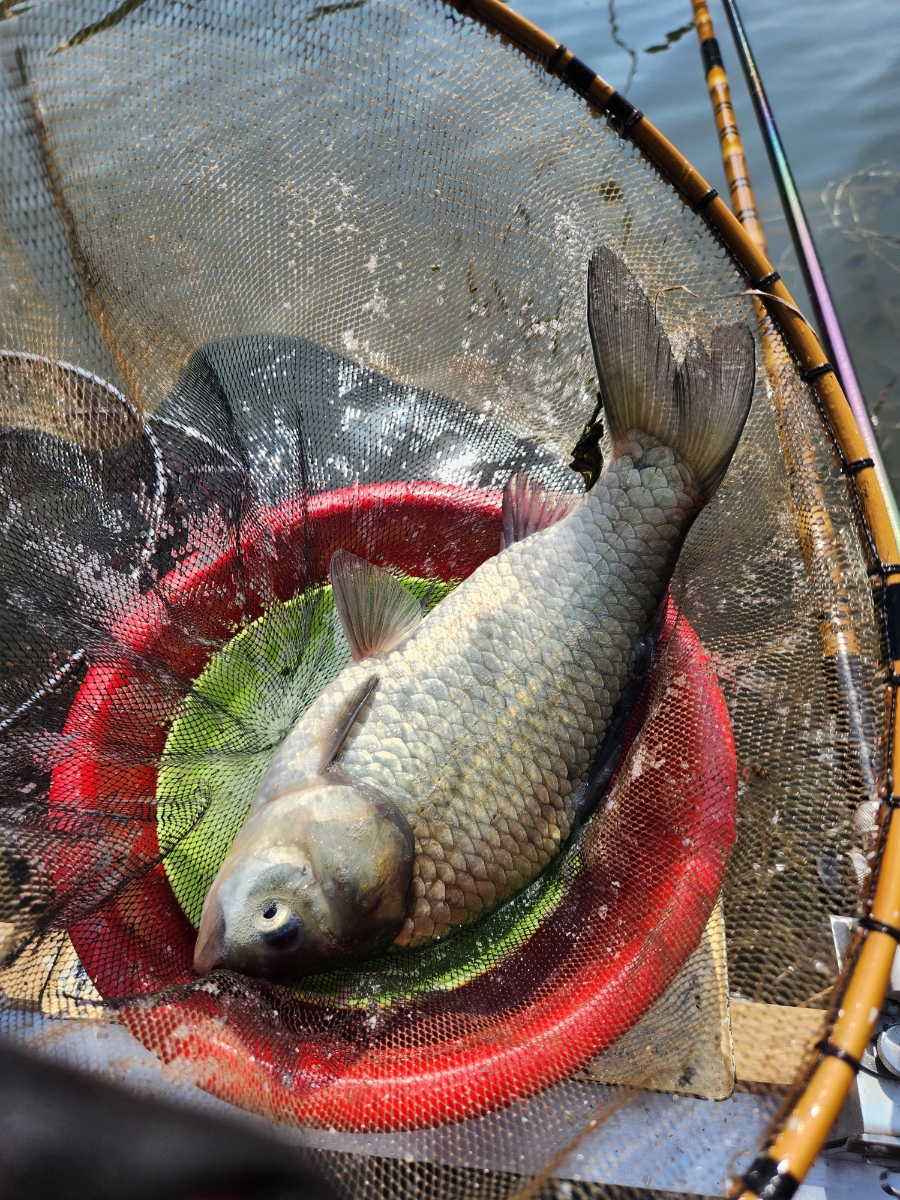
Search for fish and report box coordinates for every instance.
[193,247,755,978]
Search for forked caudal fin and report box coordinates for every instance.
[587,247,756,496]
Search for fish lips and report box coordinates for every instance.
[193,906,228,975]
[193,852,334,977]
[193,871,408,979]
[193,781,414,978]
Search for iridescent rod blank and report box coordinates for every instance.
[719,0,900,540]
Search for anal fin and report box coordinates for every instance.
[500,472,581,550]
[330,549,423,661]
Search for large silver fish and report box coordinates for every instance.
[194,248,755,977]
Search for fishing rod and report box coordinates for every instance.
[717,0,900,544]
[690,0,879,800]
[690,0,766,256]
[688,11,889,1199]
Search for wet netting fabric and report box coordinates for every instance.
[0,0,886,1195]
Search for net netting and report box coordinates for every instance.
[0,0,886,1195]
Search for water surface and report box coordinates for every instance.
[514,0,900,492]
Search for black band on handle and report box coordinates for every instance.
[801,362,835,383]
[885,580,900,662]
[604,89,643,130]
[844,457,875,476]
[819,1038,886,1080]
[818,1041,862,1073]
[743,1155,800,1200]
[563,54,598,95]
[547,44,566,72]
[700,36,723,73]
[860,915,900,943]
[754,270,781,290]
[694,188,719,211]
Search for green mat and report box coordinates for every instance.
[157,576,573,1005]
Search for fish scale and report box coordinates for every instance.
[296,437,702,947]
[192,248,755,979]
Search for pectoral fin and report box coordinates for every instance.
[330,549,423,660]
[319,674,379,773]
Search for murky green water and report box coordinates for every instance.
[514,0,900,495]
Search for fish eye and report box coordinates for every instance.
[257,899,303,952]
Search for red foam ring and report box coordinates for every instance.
[49,659,174,931]
[54,483,505,992]
[118,483,503,675]
[255,482,504,601]
[69,865,197,997]
[48,481,737,1131]
[118,608,736,1131]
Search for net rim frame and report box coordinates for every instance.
[47,480,737,1131]
[2,0,896,1182]
[431,0,900,1191]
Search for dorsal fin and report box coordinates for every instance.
[319,674,379,773]
[330,549,423,661]
[500,472,580,550]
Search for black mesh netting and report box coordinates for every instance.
[0,0,886,1195]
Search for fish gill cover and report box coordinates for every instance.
[0,0,885,1195]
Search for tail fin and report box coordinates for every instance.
[587,247,755,496]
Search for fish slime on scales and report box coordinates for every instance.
[193,247,756,978]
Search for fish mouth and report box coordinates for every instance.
[191,782,416,979]
[193,909,226,974]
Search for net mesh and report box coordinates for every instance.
[0,0,885,1194]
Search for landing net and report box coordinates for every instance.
[0,0,886,1196]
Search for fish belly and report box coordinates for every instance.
[321,435,701,948]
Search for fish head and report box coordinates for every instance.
[193,780,414,977]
